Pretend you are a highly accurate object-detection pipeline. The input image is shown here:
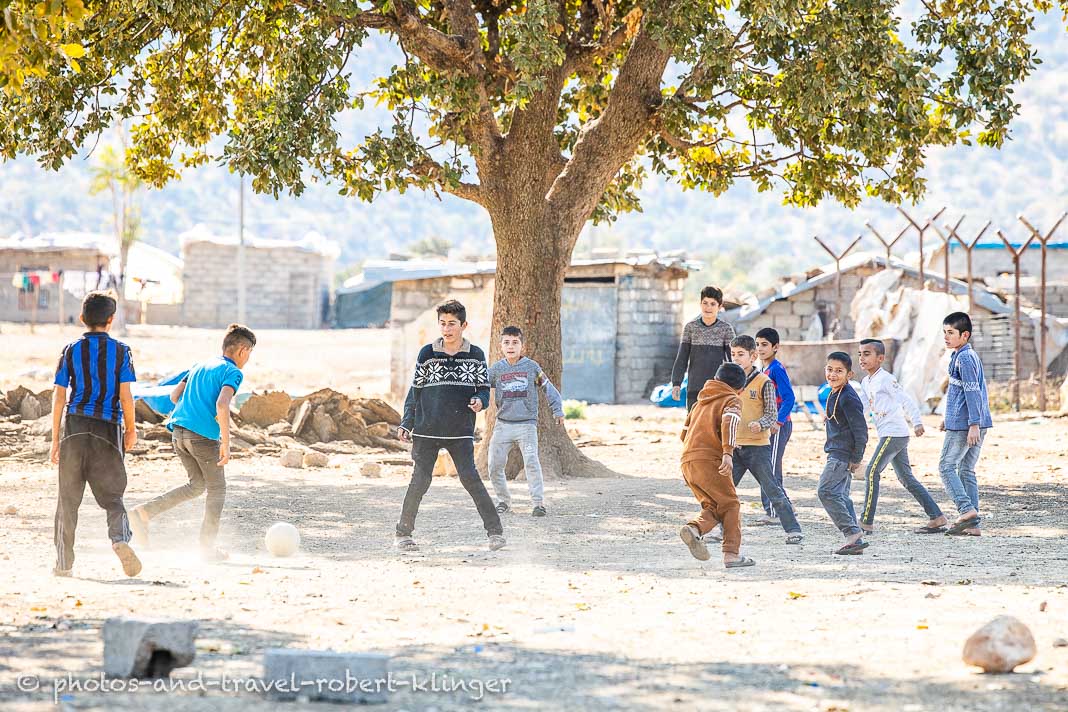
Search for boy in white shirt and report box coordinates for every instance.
[857,339,948,535]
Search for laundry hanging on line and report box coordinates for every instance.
[10,270,61,290]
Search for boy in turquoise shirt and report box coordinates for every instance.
[130,324,256,561]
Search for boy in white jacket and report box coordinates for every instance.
[857,339,948,534]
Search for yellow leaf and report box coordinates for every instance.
[917,624,929,630]
[575,603,590,611]
[30,606,47,612]
[788,591,806,600]
[60,43,86,59]
[70,59,81,73]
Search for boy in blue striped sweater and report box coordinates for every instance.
[50,291,141,578]
[939,312,993,537]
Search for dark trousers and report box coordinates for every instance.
[140,427,226,547]
[860,436,944,526]
[54,414,132,571]
[763,419,793,516]
[397,437,503,537]
[731,444,802,534]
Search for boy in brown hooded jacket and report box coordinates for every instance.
[678,363,756,568]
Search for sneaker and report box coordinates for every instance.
[531,506,547,517]
[112,541,142,577]
[394,535,419,552]
[679,525,710,561]
[488,534,507,551]
[785,533,804,545]
[128,507,150,548]
[495,502,510,514]
[53,566,72,577]
[201,547,230,562]
[757,514,780,526]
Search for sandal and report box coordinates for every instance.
[946,517,981,536]
[394,535,419,552]
[785,533,804,545]
[835,540,869,555]
[725,556,756,568]
[914,525,947,534]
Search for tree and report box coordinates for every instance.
[409,235,453,258]
[0,0,1063,476]
[88,135,143,336]
[0,0,88,93]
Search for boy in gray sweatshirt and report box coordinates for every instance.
[487,326,565,517]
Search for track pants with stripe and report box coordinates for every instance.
[859,436,943,527]
[682,459,742,555]
[54,414,132,571]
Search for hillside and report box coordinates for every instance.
[1,13,1066,297]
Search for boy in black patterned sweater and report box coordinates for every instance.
[395,300,505,552]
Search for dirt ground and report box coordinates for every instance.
[1,324,1067,711]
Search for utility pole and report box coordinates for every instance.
[237,174,247,324]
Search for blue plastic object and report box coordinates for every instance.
[130,370,189,419]
[650,377,687,408]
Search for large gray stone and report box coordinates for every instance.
[103,618,198,678]
[263,648,390,703]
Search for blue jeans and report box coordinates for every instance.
[817,458,862,537]
[732,444,802,534]
[763,419,793,516]
[939,428,987,519]
[860,436,944,526]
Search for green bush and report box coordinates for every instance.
[563,400,587,420]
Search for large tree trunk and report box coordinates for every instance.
[475,206,615,480]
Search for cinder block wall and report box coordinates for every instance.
[614,272,685,403]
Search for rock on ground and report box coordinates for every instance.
[103,617,198,678]
[240,391,293,427]
[279,449,304,469]
[962,615,1037,673]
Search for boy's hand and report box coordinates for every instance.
[967,424,981,446]
[50,440,61,465]
[218,442,231,466]
[555,416,565,426]
[398,427,412,443]
[747,421,761,434]
[468,398,483,413]
[718,454,733,477]
[914,424,925,437]
[770,423,781,435]
[123,428,137,453]
[848,461,861,473]
[671,386,681,401]
[938,420,946,432]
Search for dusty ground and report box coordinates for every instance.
[1,325,1067,711]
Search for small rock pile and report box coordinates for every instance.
[0,386,54,459]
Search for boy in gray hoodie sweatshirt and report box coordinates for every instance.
[487,326,565,517]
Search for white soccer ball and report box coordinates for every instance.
[264,522,301,557]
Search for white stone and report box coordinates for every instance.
[279,449,304,468]
[103,618,198,678]
[302,451,330,468]
[962,616,1037,673]
[262,648,390,703]
[264,522,301,557]
[360,462,383,477]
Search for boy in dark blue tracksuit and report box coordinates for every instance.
[818,352,869,555]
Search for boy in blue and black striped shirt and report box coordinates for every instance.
[50,291,142,578]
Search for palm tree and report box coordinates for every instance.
[88,134,142,334]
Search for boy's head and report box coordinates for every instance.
[80,290,117,331]
[500,325,524,359]
[222,324,256,368]
[754,327,780,362]
[942,312,972,350]
[857,338,886,374]
[436,300,468,342]
[729,334,757,370]
[699,286,724,321]
[825,351,853,389]
[715,362,747,393]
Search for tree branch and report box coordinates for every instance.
[442,0,504,158]
[411,157,486,205]
[564,7,642,75]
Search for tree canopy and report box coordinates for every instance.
[1,0,1064,225]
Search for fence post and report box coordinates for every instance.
[1017,212,1067,412]
[864,222,909,264]
[814,235,863,339]
[995,229,1038,412]
[897,207,946,287]
[931,214,965,293]
[943,220,992,311]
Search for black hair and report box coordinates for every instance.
[827,351,852,371]
[715,362,747,390]
[501,325,523,340]
[437,299,467,323]
[223,323,257,350]
[943,312,973,337]
[81,290,117,328]
[700,286,724,304]
[730,334,757,352]
[755,327,780,346]
[859,338,885,356]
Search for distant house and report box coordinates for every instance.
[178,226,339,329]
[357,255,698,404]
[0,232,113,324]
